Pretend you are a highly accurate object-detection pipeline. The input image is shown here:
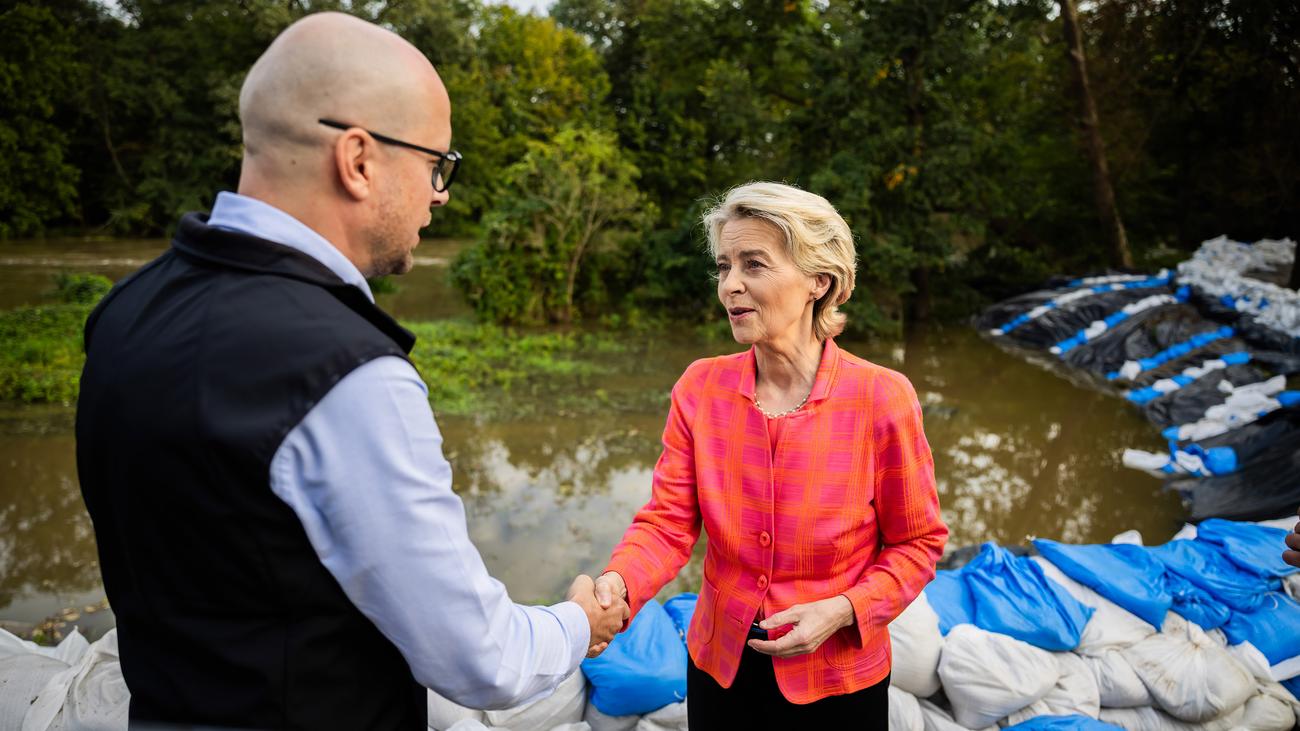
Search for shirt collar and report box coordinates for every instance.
[207,191,374,302]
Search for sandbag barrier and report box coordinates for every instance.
[977,236,1300,523]
[5,521,1294,731]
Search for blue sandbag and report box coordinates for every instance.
[1033,539,1170,629]
[925,570,975,635]
[1283,674,1300,698]
[1196,519,1298,581]
[1003,715,1125,731]
[961,543,1093,651]
[581,599,686,716]
[662,593,697,641]
[1164,572,1231,630]
[1221,593,1300,666]
[1149,539,1274,612]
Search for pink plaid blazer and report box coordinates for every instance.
[605,338,948,703]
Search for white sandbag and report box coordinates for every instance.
[552,724,592,731]
[484,669,585,730]
[38,630,128,731]
[888,686,923,731]
[1242,692,1297,731]
[1079,650,1152,708]
[428,686,488,730]
[1002,700,1055,726]
[1111,530,1143,546]
[584,700,639,731]
[1038,652,1100,718]
[1121,619,1254,722]
[445,720,507,731]
[1170,524,1198,541]
[888,592,944,698]
[1099,704,1244,731]
[1030,556,1155,654]
[937,624,1059,729]
[634,700,685,731]
[1226,641,1273,683]
[1284,573,1300,602]
[919,699,992,731]
[0,655,67,731]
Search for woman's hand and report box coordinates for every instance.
[587,572,629,657]
[747,595,855,658]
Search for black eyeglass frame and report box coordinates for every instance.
[318,118,461,192]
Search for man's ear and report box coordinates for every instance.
[333,130,375,201]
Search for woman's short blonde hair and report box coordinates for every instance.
[702,182,857,340]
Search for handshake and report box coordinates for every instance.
[567,572,630,658]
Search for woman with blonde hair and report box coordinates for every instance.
[592,182,948,725]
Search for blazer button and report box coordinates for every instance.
[759,531,771,547]
[757,574,769,589]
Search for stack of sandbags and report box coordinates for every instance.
[0,628,128,731]
[888,591,944,698]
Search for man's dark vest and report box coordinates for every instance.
[75,214,426,729]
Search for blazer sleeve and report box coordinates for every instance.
[603,366,705,622]
[841,370,948,646]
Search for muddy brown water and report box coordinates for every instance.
[0,237,1185,642]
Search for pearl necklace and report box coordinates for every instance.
[753,389,812,419]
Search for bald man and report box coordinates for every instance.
[75,13,625,730]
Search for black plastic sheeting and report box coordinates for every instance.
[980,266,1299,523]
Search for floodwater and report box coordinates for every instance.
[0,237,1186,642]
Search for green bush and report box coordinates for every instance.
[53,273,113,304]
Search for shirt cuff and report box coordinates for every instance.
[548,600,591,671]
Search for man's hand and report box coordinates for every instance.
[747,595,855,658]
[594,571,628,611]
[567,574,629,658]
[1285,508,1300,569]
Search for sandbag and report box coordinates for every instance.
[661,594,696,642]
[961,543,1093,651]
[888,686,924,731]
[0,655,67,731]
[1031,541,1170,631]
[1097,704,1245,731]
[634,700,686,731]
[1002,715,1124,730]
[1120,620,1254,722]
[1037,652,1100,719]
[581,600,686,717]
[1078,651,1151,708]
[1148,538,1274,613]
[1029,557,1154,654]
[31,629,128,731]
[925,571,975,634]
[937,624,1059,729]
[1219,592,1300,678]
[1242,692,1297,731]
[583,701,639,731]
[483,668,585,730]
[1195,519,1298,581]
[428,688,487,730]
[919,699,993,731]
[888,591,944,697]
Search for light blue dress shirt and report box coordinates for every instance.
[207,191,590,709]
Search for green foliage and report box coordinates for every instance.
[53,273,113,305]
[452,126,654,324]
[0,303,93,404]
[0,4,83,236]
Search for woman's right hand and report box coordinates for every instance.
[594,571,628,610]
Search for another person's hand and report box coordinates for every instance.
[747,595,855,658]
[594,571,628,611]
[1285,508,1300,569]
[567,574,629,658]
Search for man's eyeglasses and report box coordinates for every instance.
[318,119,462,193]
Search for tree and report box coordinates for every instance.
[0,4,83,236]
[1060,0,1132,269]
[452,126,654,324]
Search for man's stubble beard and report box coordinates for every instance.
[365,193,417,277]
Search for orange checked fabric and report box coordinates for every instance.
[605,338,948,704]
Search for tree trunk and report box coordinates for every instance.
[1060,0,1133,269]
